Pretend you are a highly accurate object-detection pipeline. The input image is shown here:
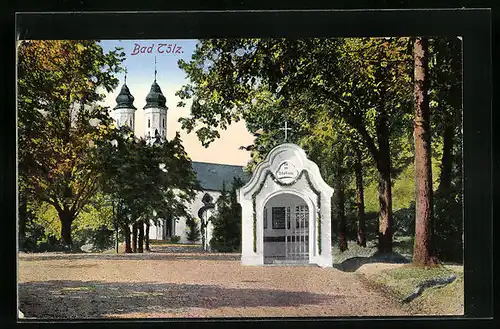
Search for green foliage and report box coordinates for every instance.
[176,37,462,259]
[73,193,111,230]
[433,186,463,263]
[340,211,379,242]
[170,235,181,244]
[429,37,462,144]
[210,178,244,252]
[99,129,200,233]
[393,202,416,237]
[70,192,114,250]
[27,202,60,250]
[364,159,442,213]
[17,40,125,245]
[87,226,115,251]
[177,38,416,254]
[185,217,201,243]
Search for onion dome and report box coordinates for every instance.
[143,80,168,110]
[114,83,137,110]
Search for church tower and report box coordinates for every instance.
[111,75,137,131]
[144,60,168,142]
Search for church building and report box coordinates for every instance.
[111,75,248,247]
[111,71,334,267]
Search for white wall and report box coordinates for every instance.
[144,190,222,244]
[148,220,163,240]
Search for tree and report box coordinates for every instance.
[71,191,114,249]
[185,217,201,243]
[99,129,200,253]
[145,221,151,251]
[299,110,351,251]
[412,37,437,266]
[429,37,462,194]
[18,40,125,246]
[210,178,244,252]
[428,37,463,263]
[176,38,415,253]
[353,145,367,247]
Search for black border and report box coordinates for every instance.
[1,6,494,329]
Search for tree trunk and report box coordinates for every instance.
[438,119,454,193]
[145,221,150,251]
[354,147,367,247]
[19,194,27,250]
[122,224,132,253]
[201,220,206,251]
[138,220,144,253]
[376,115,393,254]
[336,172,348,252]
[59,209,75,247]
[132,222,138,253]
[413,36,437,266]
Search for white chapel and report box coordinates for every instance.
[238,143,334,267]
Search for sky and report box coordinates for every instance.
[99,40,254,166]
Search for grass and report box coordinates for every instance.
[332,235,414,264]
[362,264,464,315]
[332,234,463,315]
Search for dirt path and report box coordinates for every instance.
[18,251,410,318]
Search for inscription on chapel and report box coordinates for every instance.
[276,161,299,180]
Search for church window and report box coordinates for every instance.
[263,207,267,229]
[163,118,165,127]
[148,119,150,128]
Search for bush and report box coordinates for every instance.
[21,203,66,252]
[170,235,181,243]
[433,188,463,263]
[334,211,379,244]
[210,179,243,252]
[88,226,115,251]
[185,217,201,243]
[393,202,416,237]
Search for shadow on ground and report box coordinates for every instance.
[19,280,336,319]
[332,252,410,272]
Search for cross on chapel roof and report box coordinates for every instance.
[279,120,292,142]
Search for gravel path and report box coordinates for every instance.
[18,250,410,318]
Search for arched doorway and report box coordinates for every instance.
[198,204,215,251]
[263,193,310,264]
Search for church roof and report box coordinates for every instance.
[143,80,167,110]
[192,161,250,191]
[114,84,137,110]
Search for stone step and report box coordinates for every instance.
[272,259,309,264]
